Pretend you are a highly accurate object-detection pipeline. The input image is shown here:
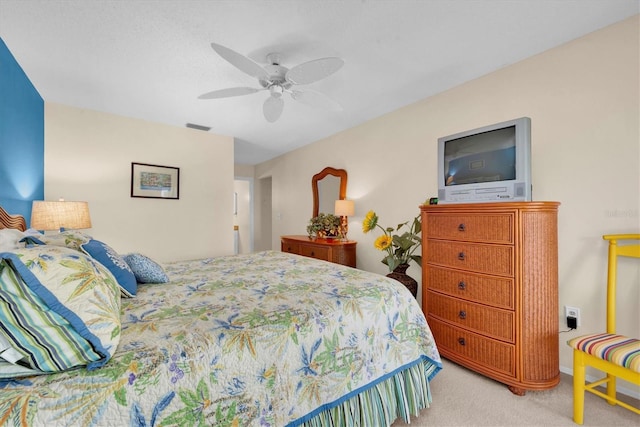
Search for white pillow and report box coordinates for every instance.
[0,228,25,251]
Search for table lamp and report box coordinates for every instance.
[334,199,355,240]
[31,199,92,232]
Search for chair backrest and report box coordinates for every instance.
[602,234,640,334]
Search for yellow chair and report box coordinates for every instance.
[567,234,640,424]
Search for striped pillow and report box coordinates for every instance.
[0,246,121,378]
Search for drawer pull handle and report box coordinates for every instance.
[458,337,466,346]
[310,251,315,256]
[458,281,466,290]
[458,223,466,232]
[458,252,466,261]
[458,310,466,320]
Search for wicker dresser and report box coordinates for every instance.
[281,235,357,268]
[420,202,560,395]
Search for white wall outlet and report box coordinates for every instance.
[565,306,581,327]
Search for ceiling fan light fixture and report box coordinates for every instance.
[269,85,284,98]
[263,95,284,123]
[199,43,344,121]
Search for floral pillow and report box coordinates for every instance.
[81,240,137,297]
[0,246,121,378]
[30,230,92,251]
[20,231,138,298]
[123,253,169,284]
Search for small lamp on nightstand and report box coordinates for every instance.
[31,199,92,232]
[334,199,355,240]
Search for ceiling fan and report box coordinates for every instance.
[199,43,344,122]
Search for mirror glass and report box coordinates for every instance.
[312,167,347,218]
[317,176,340,215]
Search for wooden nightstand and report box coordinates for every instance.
[281,235,357,268]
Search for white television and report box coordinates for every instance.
[437,117,532,204]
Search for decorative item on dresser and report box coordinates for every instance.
[312,167,347,218]
[306,213,341,239]
[334,199,355,240]
[421,201,560,395]
[281,235,357,268]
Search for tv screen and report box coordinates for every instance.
[444,126,516,186]
[437,117,531,204]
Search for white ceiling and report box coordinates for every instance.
[1,1,637,165]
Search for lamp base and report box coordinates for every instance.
[338,216,349,240]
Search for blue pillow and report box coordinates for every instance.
[81,239,137,297]
[123,253,169,284]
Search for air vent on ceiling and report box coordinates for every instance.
[186,123,211,131]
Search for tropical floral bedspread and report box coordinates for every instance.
[0,250,441,426]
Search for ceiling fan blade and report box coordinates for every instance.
[263,95,284,123]
[290,89,342,111]
[198,87,262,99]
[210,43,269,80]
[286,57,344,85]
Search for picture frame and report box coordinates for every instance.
[131,162,180,199]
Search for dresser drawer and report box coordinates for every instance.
[300,245,329,260]
[281,236,357,268]
[427,291,514,342]
[426,213,514,243]
[281,241,300,254]
[427,266,514,309]
[427,240,514,276]
[428,317,515,376]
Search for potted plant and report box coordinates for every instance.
[362,210,422,297]
[306,213,341,238]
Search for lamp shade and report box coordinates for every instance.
[31,201,92,231]
[334,199,355,217]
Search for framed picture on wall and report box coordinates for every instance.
[131,162,180,199]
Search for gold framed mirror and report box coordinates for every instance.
[312,167,347,217]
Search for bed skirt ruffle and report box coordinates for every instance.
[291,357,441,427]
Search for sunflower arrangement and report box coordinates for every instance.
[362,210,422,271]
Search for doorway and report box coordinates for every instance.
[233,178,253,254]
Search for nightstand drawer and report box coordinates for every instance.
[427,240,513,276]
[300,245,329,260]
[429,317,515,376]
[427,266,514,309]
[427,291,514,342]
[426,213,514,243]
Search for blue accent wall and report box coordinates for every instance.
[0,37,44,225]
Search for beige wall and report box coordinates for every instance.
[45,103,235,261]
[256,16,640,386]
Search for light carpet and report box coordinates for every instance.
[392,359,639,426]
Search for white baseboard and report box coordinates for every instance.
[560,365,640,401]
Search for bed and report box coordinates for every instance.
[0,206,441,426]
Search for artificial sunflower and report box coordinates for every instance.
[374,235,393,250]
[362,210,378,233]
[362,210,422,272]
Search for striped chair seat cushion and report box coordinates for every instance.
[568,333,640,373]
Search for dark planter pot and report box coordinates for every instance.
[386,263,417,298]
